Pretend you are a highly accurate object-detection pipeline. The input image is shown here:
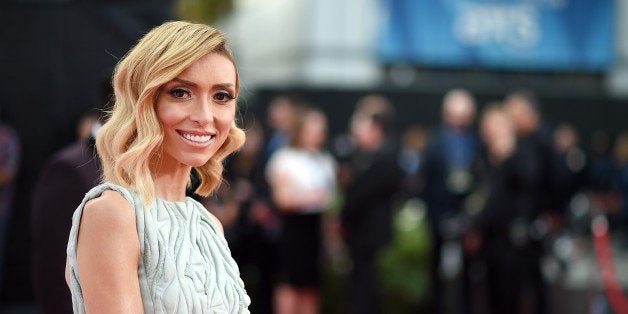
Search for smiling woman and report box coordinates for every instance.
[98,21,244,203]
[65,21,249,313]
[155,53,238,179]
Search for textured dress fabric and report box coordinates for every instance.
[66,183,250,313]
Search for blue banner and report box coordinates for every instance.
[378,0,614,71]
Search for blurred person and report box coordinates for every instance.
[505,91,563,201]
[340,95,403,314]
[504,91,559,224]
[421,88,480,314]
[479,105,517,162]
[31,110,102,313]
[264,95,297,159]
[332,94,396,167]
[265,107,337,314]
[0,106,20,295]
[398,124,428,197]
[552,123,588,215]
[65,21,250,312]
[473,105,521,314]
[243,95,301,314]
[501,90,558,314]
[334,94,397,188]
[503,90,556,183]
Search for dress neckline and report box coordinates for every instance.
[155,196,191,206]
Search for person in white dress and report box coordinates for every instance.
[266,107,337,314]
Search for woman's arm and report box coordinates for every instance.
[76,190,143,313]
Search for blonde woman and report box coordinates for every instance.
[65,21,250,313]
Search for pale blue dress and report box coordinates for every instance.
[66,183,250,313]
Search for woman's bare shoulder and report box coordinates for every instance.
[81,190,136,234]
[208,212,225,234]
[77,189,140,274]
[76,190,143,312]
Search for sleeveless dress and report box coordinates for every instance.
[66,183,250,313]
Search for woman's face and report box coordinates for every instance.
[156,52,237,169]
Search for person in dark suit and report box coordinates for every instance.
[30,113,101,314]
[473,105,521,314]
[340,95,403,314]
[421,89,480,314]
[501,90,557,314]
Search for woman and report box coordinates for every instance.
[65,21,250,313]
[265,107,337,314]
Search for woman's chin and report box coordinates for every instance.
[188,159,211,168]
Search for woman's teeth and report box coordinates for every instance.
[181,133,213,143]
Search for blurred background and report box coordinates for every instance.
[1,0,628,313]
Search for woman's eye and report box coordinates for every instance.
[213,91,235,103]
[168,88,191,99]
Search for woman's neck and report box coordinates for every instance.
[151,164,192,202]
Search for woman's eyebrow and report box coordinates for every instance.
[171,79,235,90]
[213,83,235,89]
[171,77,197,87]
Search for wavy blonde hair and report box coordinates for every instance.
[97,21,245,204]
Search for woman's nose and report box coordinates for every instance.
[190,98,214,125]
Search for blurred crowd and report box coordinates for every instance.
[201,89,628,314]
[3,87,628,313]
